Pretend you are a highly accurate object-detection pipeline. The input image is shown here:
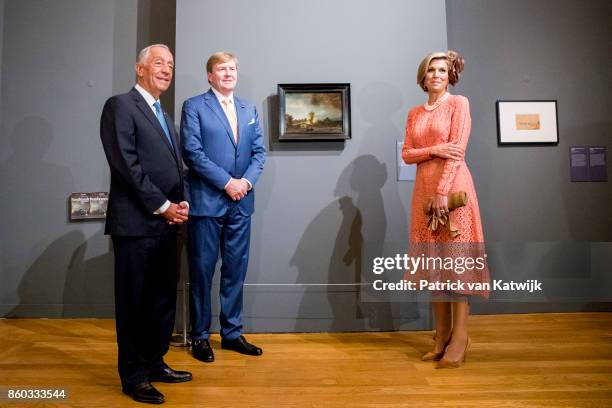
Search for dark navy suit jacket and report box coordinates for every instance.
[100,87,184,236]
[180,89,266,217]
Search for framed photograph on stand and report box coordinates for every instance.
[496,100,559,145]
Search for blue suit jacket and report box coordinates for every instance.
[180,89,266,217]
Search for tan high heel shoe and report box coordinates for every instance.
[421,335,450,361]
[421,350,445,361]
[435,336,471,369]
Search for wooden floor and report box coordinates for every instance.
[0,313,611,407]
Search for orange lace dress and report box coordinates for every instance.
[402,94,489,298]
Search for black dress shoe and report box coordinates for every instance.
[221,335,263,356]
[149,366,192,383]
[122,381,165,404]
[192,339,214,362]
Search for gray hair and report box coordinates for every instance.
[136,44,171,64]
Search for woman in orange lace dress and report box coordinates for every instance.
[402,51,489,368]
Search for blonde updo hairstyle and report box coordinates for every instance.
[417,50,465,92]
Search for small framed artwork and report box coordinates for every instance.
[496,100,559,145]
[69,192,108,220]
[278,83,351,141]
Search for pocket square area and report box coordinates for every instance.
[248,118,255,125]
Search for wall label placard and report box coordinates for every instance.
[69,192,108,220]
[570,146,607,182]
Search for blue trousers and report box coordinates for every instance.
[188,207,251,341]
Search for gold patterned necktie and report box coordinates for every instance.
[222,98,238,143]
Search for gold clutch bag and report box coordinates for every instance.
[423,191,467,238]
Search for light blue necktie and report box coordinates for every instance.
[153,101,173,147]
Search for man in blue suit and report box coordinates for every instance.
[181,52,266,362]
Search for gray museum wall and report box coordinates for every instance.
[0,0,182,318]
[175,0,448,332]
[1,0,609,325]
[445,0,612,313]
[136,0,177,113]
[0,0,139,317]
[0,0,4,131]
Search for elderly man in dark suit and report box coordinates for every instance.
[100,44,192,405]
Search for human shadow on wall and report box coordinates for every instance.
[292,155,395,332]
[0,117,75,317]
[6,227,113,318]
[6,230,85,318]
[62,227,114,317]
[356,82,420,327]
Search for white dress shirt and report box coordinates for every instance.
[210,87,253,191]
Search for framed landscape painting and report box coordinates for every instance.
[278,83,351,141]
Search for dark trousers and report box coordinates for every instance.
[188,207,251,341]
[112,235,178,387]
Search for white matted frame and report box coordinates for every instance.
[496,100,559,145]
